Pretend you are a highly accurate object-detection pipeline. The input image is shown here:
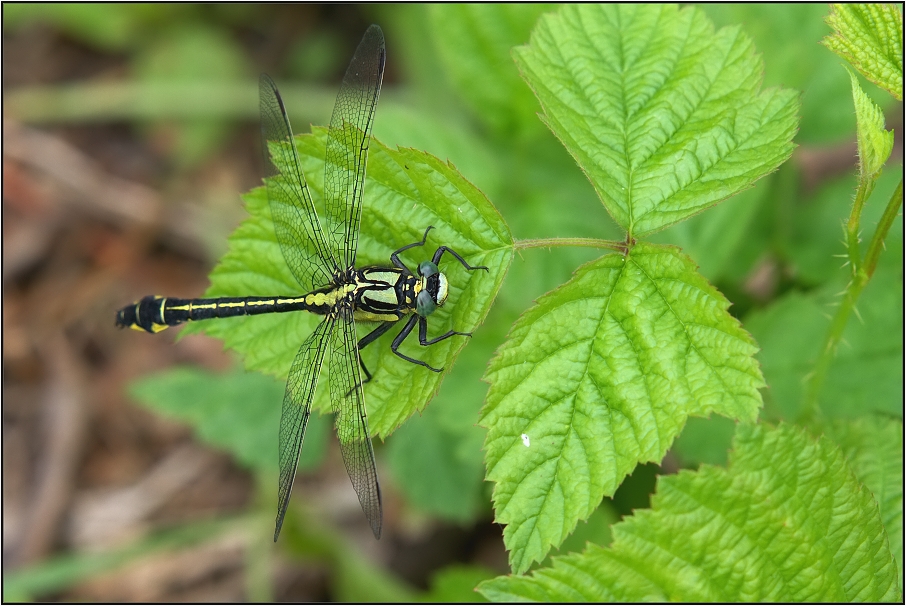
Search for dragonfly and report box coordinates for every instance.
[115,25,487,540]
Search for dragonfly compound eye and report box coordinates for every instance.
[416,289,437,316]
[418,261,439,277]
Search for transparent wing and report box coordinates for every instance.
[324,24,386,272]
[274,317,334,541]
[328,308,382,538]
[260,74,336,291]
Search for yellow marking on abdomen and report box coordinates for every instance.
[304,292,334,306]
[189,303,218,311]
[303,284,354,307]
[213,301,247,309]
[276,297,308,305]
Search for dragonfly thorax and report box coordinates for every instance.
[415,261,449,317]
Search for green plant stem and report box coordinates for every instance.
[845,176,876,275]
[801,178,903,423]
[863,179,903,279]
[515,237,624,251]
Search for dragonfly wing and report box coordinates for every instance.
[260,74,337,292]
[324,24,386,272]
[328,309,382,539]
[274,317,335,541]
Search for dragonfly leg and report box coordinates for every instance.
[431,245,489,272]
[418,314,472,345]
[390,226,434,270]
[391,315,444,372]
[346,321,396,396]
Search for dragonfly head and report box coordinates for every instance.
[416,261,449,317]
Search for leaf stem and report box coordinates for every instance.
[801,178,903,423]
[515,237,625,252]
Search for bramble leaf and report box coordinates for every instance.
[185,128,513,439]
[823,3,903,100]
[513,4,798,238]
[480,242,763,572]
[702,4,877,144]
[849,69,894,181]
[826,415,904,587]
[478,424,900,602]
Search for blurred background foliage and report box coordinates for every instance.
[3,3,901,601]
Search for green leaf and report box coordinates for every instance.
[427,4,554,137]
[701,4,880,145]
[823,4,904,101]
[386,339,488,523]
[478,423,900,602]
[421,564,497,603]
[128,367,328,474]
[652,180,768,282]
[184,128,513,439]
[386,398,485,523]
[849,69,895,181]
[372,103,503,212]
[480,241,763,573]
[512,4,799,238]
[825,416,904,587]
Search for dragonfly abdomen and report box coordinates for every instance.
[116,291,344,334]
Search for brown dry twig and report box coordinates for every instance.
[14,333,89,566]
[3,120,210,258]
[66,443,221,550]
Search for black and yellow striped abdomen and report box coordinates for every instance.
[116,286,353,334]
[116,266,424,334]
